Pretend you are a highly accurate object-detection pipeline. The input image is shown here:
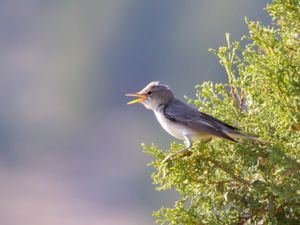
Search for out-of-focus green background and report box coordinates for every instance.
[1,1,270,224]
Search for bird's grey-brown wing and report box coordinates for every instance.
[163,99,238,142]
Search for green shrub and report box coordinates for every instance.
[143,1,300,224]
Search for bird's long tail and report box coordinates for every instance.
[224,131,267,144]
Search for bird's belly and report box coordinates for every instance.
[159,119,186,140]
[154,111,209,141]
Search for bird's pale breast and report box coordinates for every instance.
[154,110,211,141]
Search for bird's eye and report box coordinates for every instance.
[147,91,152,95]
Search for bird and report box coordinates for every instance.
[126,81,263,162]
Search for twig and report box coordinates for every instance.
[239,89,245,112]
[282,165,300,177]
[203,156,251,186]
[226,70,239,107]
[276,80,289,105]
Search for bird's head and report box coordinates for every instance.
[126,81,174,110]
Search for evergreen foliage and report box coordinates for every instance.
[143,1,300,224]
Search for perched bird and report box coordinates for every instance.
[126,81,262,162]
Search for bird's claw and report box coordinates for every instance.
[162,154,173,163]
[162,150,193,163]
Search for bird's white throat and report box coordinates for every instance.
[153,108,187,141]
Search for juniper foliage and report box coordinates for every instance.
[143,1,300,224]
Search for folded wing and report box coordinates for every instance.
[163,99,240,142]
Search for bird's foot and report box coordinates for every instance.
[163,136,193,163]
[178,150,193,158]
[162,154,174,163]
[162,149,193,163]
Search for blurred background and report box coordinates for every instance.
[0,1,271,224]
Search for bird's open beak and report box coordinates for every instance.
[125,93,148,105]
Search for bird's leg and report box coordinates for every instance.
[163,136,193,162]
[203,137,212,143]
